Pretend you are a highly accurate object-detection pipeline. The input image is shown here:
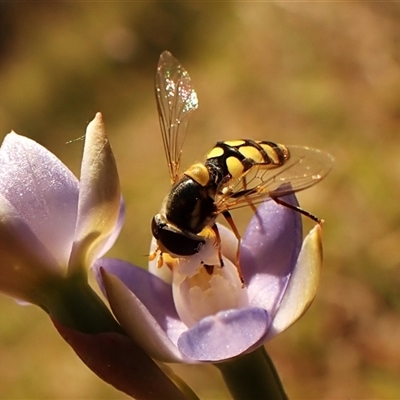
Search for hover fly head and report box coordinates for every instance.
[151,213,205,257]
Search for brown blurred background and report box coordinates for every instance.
[0,2,399,399]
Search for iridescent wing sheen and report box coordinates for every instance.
[215,146,334,212]
[155,51,199,184]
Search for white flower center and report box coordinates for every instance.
[148,224,249,327]
[172,255,249,327]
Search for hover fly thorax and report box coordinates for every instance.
[152,161,215,258]
[152,139,290,258]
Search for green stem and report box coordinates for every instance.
[35,275,195,400]
[215,346,288,400]
[159,363,201,400]
[40,275,122,334]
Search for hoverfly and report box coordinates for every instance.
[150,51,333,280]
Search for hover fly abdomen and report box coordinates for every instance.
[205,140,290,183]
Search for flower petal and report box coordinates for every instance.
[266,224,323,339]
[52,319,187,400]
[241,193,302,315]
[177,307,270,362]
[69,113,121,273]
[97,197,125,258]
[0,132,79,268]
[0,193,62,304]
[93,258,190,363]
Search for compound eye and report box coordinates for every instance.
[160,229,205,256]
[152,215,205,256]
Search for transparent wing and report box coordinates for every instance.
[215,146,334,212]
[155,51,199,183]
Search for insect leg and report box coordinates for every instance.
[242,176,258,214]
[211,224,224,268]
[221,211,245,285]
[271,196,323,224]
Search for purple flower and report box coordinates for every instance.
[0,114,190,400]
[94,194,322,363]
[0,113,123,306]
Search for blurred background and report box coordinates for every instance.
[0,2,399,399]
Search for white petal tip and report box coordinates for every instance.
[94,112,103,121]
[86,113,105,137]
[308,224,323,261]
[267,223,323,339]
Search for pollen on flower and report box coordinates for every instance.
[162,253,178,270]
[173,258,249,327]
[188,269,239,321]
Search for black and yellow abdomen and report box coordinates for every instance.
[205,140,290,183]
